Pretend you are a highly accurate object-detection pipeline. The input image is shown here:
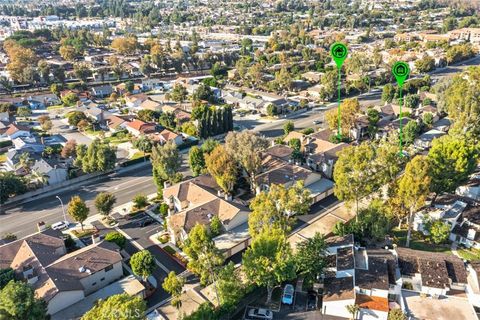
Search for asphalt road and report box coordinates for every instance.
[0,165,157,238]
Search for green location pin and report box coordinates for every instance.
[330,42,348,69]
[392,61,410,87]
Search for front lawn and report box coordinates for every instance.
[392,229,451,253]
[72,229,96,238]
[457,247,480,261]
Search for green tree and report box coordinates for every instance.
[130,250,156,282]
[67,195,89,231]
[397,156,431,247]
[188,146,205,176]
[382,83,395,103]
[403,121,420,145]
[295,232,327,284]
[63,93,79,106]
[94,192,116,216]
[217,262,244,310]
[0,268,14,289]
[104,231,126,249]
[224,131,268,191]
[162,271,185,309]
[67,111,87,126]
[333,143,380,217]
[75,139,116,173]
[133,194,148,209]
[266,104,278,116]
[427,135,477,195]
[16,106,31,117]
[73,63,91,83]
[0,172,27,204]
[428,220,450,244]
[249,181,311,238]
[346,304,360,320]
[366,107,380,138]
[283,121,294,135]
[388,308,407,320]
[183,224,223,286]
[205,145,238,195]
[0,280,48,320]
[210,215,222,237]
[415,56,435,73]
[81,293,146,320]
[170,84,188,102]
[243,228,295,304]
[151,141,182,192]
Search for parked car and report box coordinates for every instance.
[137,218,154,227]
[282,284,294,305]
[51,221,69,230]
[313,119,322,124]
[247,308,273,320]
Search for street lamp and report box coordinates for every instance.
[56,196,68,224]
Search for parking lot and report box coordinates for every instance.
[243,284,322,320]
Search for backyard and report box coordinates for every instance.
[392,229,452,253]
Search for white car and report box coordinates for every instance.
[247,308,273,320]
[51,221,69,230]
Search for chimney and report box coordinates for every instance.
[37,221,46,232]
[468,228,476,241]
[271,140,275,147]
[27,274,38,285]
[91,234,101,244]
[164,181,171,188]
[224,194,232,201]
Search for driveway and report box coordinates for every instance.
[114,212,186,274]
[89,219,170,308]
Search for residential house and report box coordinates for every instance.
[84,106,107,123]
[12,136,45,153]
[106,115,127,132]
[148,129,183,145]
[322,235,396,320]
[163,175,249,245]
[124,120,157,137]
[414,129,446,150]
[395,247,468,296]
[2,123,31,140]
[2,149,41,172]
[125,94,148,109]
[26,94,61,109]
[142,78,163,91]
[31,159,68,185]
[412,199,467,234]
[91,85,113,98]
[256,155,334,204]
[0,229,124,315]
[139,99,162,112]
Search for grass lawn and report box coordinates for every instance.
[0,152,6,163]
[392,229,451,253]
[85,129,103,136]
[163,245,177,255]
[47,105,64,110]
[72,229,96,238]
[129,151,147,160]
[457,247,480,261]
[103,136,131,145]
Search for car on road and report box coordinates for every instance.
[247,308,273,320]
[282,284,294,305]
[313,119,322,124]
[137,218,154,227]
[51,221,69,230]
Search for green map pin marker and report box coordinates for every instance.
[330,42,348,69]
[392,61,410,87]
[392,61,410,157]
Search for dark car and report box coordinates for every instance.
[137,218,154,227]
[306,290,318,310]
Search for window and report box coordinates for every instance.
[100,277,105,281]
[105,265,113,272]
[92,282,97,286]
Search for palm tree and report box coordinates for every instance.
[18,152,33,173]
[346,304,360,320]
